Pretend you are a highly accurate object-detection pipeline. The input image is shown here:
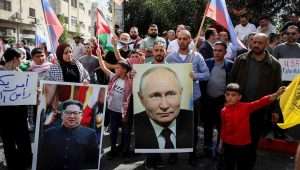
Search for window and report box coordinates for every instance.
[64,16,69,24]
[71,0,77,8]
[29,8,35,17]
[71,16,77,26]
[0,0,12,11]
[63,0,68,2]
[79,21,85,28]
[79,2,84,10]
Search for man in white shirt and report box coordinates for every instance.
[256,16,276,36]
[72,35,85,60]
[167,25,195,54]
[234,15,257,41]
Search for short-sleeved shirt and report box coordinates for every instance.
[107,73,125,113]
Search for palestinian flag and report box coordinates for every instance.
[96,8,113,53]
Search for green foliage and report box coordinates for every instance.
[124,0,300,37]
[58,14,69,44]
[124,0,207,37]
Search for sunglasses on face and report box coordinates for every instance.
[63,111,82,115]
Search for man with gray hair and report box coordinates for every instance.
[135,66,193,150]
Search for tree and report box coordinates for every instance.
[227,0,300,26]
[58,14,69,44]
[124,0,207,36]
[124,0,300,36]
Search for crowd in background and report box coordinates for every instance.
[0,14,300,170]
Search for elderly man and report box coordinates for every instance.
[39,100,99,170]
[231,33,282,169]
[135,66,193,151]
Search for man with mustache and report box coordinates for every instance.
[230,33,282,169]
[135,66,193,151]
[140,24,166,61]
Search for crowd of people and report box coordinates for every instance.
[0,14,300,170]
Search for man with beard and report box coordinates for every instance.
[234,15,257,41]
[230,33,282,169]
[166,30,210,166]
[167,25,195,54]
[140,24,166,61]
[129,26,142,49]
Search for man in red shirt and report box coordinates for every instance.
[220,83,285,170]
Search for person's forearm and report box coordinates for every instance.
[113,45,124,61]
[98,59,111,76]
[296,144,300,170]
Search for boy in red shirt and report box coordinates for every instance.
[220,83,285,170]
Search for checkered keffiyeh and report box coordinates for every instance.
[48,59,90,82]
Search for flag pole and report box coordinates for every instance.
[193,0,211,53]
[40,0,54,53]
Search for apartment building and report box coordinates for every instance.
[0,0,43,45]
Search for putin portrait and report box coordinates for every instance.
[134,66,193,153]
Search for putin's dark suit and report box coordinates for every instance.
[135,109,193,149]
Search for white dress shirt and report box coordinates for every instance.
[149,119,176,149]
[234,23,257,41]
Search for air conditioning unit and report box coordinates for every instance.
[6,30,15,36]
[10,12,22,21]
[15,12,21,19]
[31,18,37,24]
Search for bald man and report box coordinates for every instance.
[135,66,193,151]
[230,33,282,169]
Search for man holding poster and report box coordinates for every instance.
[0,48,36,170]
[274,25,300,82]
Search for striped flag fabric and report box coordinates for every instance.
[41,0,64,53]
[205,0,246,49]
[96,8,113,53]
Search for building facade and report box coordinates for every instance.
[0,0,42,46]
[0,0,98,46]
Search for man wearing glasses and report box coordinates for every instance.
[38,100,99,170]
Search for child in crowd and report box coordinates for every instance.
[220,83,285,170]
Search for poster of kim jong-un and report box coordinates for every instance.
[32,81,107,170]
[133,64,193,153]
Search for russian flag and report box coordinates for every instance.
[205,0,246,49]
[41,0,64,53]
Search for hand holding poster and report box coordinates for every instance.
[279,58,300,81]
[133,64,193,153]
[33,81,108,170]
[0,71,38,105]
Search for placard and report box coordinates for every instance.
[0,71,38,105]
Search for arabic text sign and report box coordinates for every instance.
[0,71,38,105]
[279,58,300,81]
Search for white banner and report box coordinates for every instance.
[279,58,300,81]
[0,71,38,105]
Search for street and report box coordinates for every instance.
[0,127,296,170]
